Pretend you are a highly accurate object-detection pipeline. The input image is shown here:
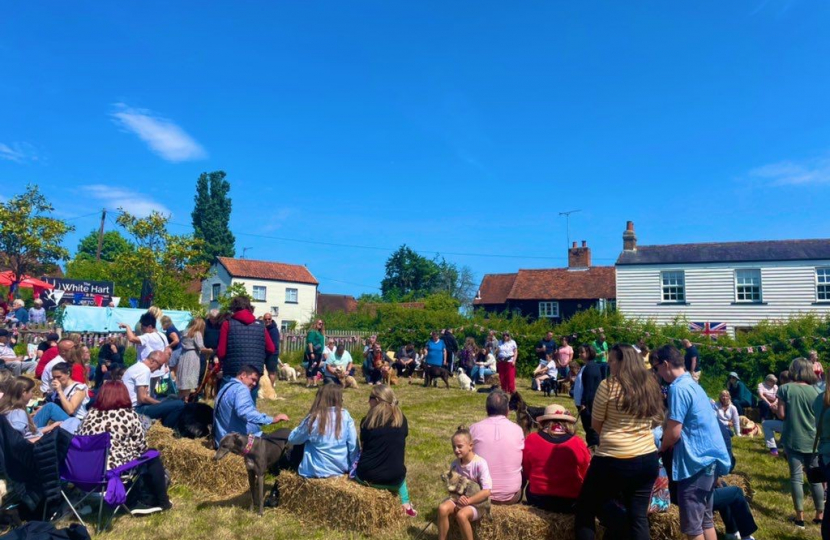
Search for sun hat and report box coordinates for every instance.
[728,371,739,380]
[536,404,576,424]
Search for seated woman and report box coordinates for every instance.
[354,384,416,516]
[757,374,778,420]
[533,356,558,392]
[522,404,591,513]
[470,347,496,385]
[715,390,741,437]
[288,383,358,478]
[49,362,90,434]
[0,376,71,442]
[78,381,172,515]
[727,372,754,415]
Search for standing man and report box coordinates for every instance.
[262,313,281,387]
[683,339,701,383]
[592,333,609,379]
[216,296,275,398]
[442,328,459,373]
[656,344,731,540]
[470,391,524,505]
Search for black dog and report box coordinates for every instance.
[176,402,214,439]
[476,384,501,394]
[508,392,545,436]
[540,379,559,398]
[423,365,451,389]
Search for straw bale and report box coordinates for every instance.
[146,423,248,497]
[277,471,407,537]
[721,472,753,502]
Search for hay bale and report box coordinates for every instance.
[721,472,754,502]
[277,471,407,536]
[146,423,248,497]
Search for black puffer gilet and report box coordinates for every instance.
[223,318,266,378]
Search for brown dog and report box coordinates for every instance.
[441,467,491,520]
[382,362,398,386]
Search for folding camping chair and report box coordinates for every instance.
[56,432,159,532]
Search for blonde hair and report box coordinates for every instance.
[159,316,173,329]
[306,384,344,439]
[187,317,206,338]
[147,306,163,320]
[452,425,472,444]
[362,384,403,430]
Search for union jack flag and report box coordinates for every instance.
[689,322,727,338]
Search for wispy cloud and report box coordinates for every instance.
[82,184,172,217]
[262,208,294,232]
[0,142,38,163]
[110,103,207,162]
[748,155,830,186]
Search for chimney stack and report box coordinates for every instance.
[568,240,592,269]
[623,221,637,251]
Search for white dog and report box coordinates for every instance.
[457,368,473,391]
[279,363,298,382]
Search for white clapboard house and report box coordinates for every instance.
[201,257,319,331]
[615,221,830,335]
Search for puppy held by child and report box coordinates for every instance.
[437,426,492,540]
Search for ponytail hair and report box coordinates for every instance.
[361,384,404,430]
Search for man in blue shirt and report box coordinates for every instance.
[656,345,731,540]
[213,364,289,449]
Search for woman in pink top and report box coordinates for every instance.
[556,336,574,380]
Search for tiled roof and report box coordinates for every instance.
[216,257,318,285]
[317,293,358,314]
[507,267,616,300]
[616,239,830,266]
[473,273,518,305]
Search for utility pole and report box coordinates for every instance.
[95,208,107,261]
[558,209,581,248]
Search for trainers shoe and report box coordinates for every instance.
[130,503,163,516]
[789,517,805,529]
[770,449,779,457]
[403,505,418,517]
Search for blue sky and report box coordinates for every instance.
[2,2,830,297]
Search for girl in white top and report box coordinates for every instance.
[715,390,741,437]
[49,362,89,433]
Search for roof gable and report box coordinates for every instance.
[507,267,616,300]
[473,273,517,305]
[216,257,318,285]
[616,239,830,266]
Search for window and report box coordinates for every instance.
[270,306,279,316]
[735,269,762,302]
[211,283,221,301]
[252,286,267,302]
[281,320,295,333]
[661,271,685,302]
[818,268,830,301]
[538,301,559,318]
[285,288,298,303]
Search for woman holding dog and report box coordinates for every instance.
[574,344,663,540]
[425,331,448,369]
[288,383,358,478]
[355,384,417,517]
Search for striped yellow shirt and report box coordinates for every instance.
[591,378,657,458]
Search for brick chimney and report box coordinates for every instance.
[623,221,637,251]
[568,240,592,268]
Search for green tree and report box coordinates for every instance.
[191,171,235,265]
[115,210,206,309]
[217,282,252,312]
[380,245,441,301]
[0,184,74,288]
[75,229,134,262]
[434,260,477,309]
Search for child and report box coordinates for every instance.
[438,426,492,540]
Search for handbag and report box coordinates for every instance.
[807,402,829,484]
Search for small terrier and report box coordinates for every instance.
[279,364,298,382]
[456,368,473,391]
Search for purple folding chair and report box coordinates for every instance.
[57,432,160,532]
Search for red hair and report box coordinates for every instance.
[93,381,132,411]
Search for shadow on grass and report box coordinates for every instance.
[195,491,253,511]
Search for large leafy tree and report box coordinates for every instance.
[0,184,74,286]
[380,245,441,302]
[191,171,235,265]
[75,229,134,262]
[434,260,477,309]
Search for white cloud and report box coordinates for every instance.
[748,155,830,186]
[0,142,38,163]
[110,103,207,162]
[82,184,172,217]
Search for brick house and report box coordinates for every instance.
[473,241,616,320]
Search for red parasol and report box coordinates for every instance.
[0,271,55,289]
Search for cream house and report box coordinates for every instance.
[201,257,319,331]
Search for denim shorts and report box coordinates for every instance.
[677,464,716,536]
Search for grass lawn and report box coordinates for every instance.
[101,378,820,539]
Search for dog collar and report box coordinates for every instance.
[243,434,255,455]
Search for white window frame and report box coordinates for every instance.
[538,301,559,318]
[661,271,686,303]
[734,269,762,303]
[211,283,221,301]
[252,285,267,302]
[280,320,295,333]
[817,268,830,302]
[285,288,299,304]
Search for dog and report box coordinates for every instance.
[441,467,491,520]
[508,392,545,436]
[176,402,214,439]
[334,367,359,389]
[279,364,298,382]
[476,384,500,394]
[739,416,760,437]
[382,363,399,386]
[456,368,473,391]
[214,430,293,516]
[423,365,451,389]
